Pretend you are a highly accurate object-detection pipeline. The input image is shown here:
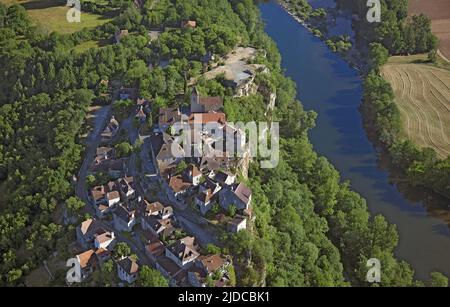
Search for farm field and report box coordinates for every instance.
[382,55,450,159]
[409,0,450,61]
[0,0,111,34]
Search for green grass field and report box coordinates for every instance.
[72,38,110,54]
[385,53,450,71]
[1,0,111,34]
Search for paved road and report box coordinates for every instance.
[140,136,158,176]
[76,106,112,208]
[121,112,141,177]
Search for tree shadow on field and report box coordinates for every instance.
[412,59,430,64]
[21,0,66,11]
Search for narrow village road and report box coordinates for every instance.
[76,106,112,207]
[75,102,219,266]
[81,108,156,264]
[140,136,157,176]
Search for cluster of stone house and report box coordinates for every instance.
[89,176,138,218]
[88,112,142,218]
[73,218,117,281]
[71,69,256,286]
[120,197,234,286]
[136,199,233,287]
[74,229,139,285]
[149,88,253,230]
[89,146,128,178]
[74,193,233,286]
[153,236,232,287]
[193,171,252,220]
[81,132,234,286]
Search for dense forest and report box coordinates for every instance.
[0,0,447,287]
[333,0,449,200]
[337,0,437,55]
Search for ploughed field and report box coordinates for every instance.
[382,55,450,159]
[409,0,450,60]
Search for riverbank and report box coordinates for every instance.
[279,0,450,204]
[260,1,450,279]
[277,0,369,74]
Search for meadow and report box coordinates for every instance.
[1,0,111,34]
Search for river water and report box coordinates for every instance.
[259,0,450,279]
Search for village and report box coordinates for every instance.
[69,23,269,287]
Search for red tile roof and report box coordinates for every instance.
[79,219,102,236]
[77,250,96,269]
[95,231,114,244]
[141,200,164,215]
[146,241,165,258]
[199,96,223,108]
[198,254,225,273]
[188,113,226,125]
[168,175,192,193]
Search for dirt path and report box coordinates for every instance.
[438,49,450,63]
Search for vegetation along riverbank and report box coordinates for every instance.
[280,0,450,205]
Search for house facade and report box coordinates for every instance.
[113,205,137,232]
[76,218,104,249]
[156,256,186,287]
[94,231,116,250]
[185,164,202,186]
[117,257,139,284]
[165,237,199,269]
[190,87,223,113]
[227,215,247,233]
[195,189,214,215]
[219,183,252,211]
[74,250,97,281]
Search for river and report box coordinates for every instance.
[259,0,450,279]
